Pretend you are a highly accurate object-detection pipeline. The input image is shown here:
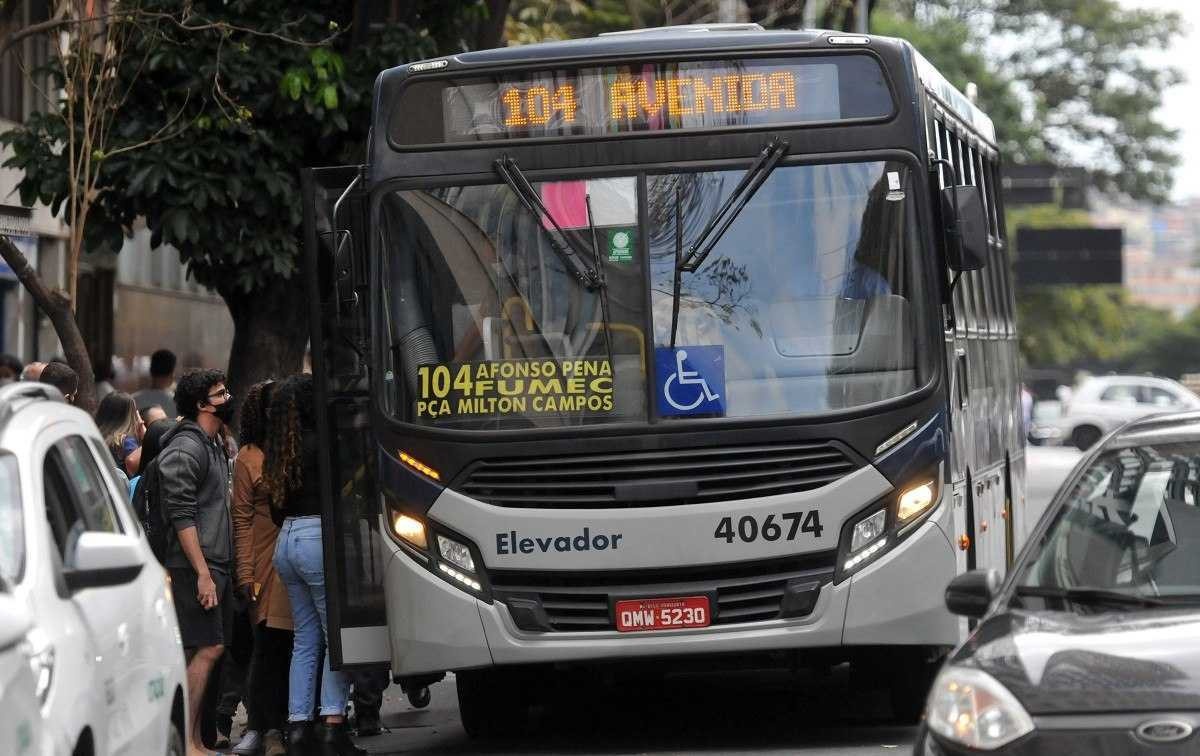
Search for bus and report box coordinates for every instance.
[300,23,1025,734]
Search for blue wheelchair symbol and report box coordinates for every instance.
[655,346,726,417]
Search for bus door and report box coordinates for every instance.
[301,166,391,669]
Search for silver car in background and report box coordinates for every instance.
[1041,375,1200,451]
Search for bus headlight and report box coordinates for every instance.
[850,509,887,552]
[836,470,941,582]
[438,534,476,573]
[897,481,936,522]
[393,513,428,550]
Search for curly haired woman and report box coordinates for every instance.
[266,374,364,756]
[231,380,292,756]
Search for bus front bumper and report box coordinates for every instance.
[384,515,958,676]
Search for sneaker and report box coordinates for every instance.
[232,729,262,754]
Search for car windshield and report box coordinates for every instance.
[0,455,23,585]
[1019,440,1200,602]
[377,159,932,430]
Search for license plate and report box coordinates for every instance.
[614,596,711,632]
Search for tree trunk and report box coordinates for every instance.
[222,274,310,427]
[0,235,97,412]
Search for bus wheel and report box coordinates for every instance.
[457,669,528,738]
[407,685,432,709]
[887,650,941,724]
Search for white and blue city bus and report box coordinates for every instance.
[300,23,1025,735]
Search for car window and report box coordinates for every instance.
[0,455,23,585]
[43,437,124,568]
[1140,385,1182,407]
[1099,384,1138,404]
[1020,441,1200,600]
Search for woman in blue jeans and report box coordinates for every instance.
[266,375,365,756]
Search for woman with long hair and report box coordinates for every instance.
[232,381,291,756]
[266,374,364,756]
[95,391,145,475]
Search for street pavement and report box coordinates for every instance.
[232,445,1085,755]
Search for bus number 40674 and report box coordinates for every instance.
[713,511,824,544]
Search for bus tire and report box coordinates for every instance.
[1071,425,1102,451]
[457,669,527,738]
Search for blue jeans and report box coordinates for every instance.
[273,516,350,720]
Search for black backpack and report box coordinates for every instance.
[134,429,212,565]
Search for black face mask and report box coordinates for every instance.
[212,401,236,425]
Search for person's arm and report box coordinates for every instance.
[231,454,257,597]
[160,445,218,609]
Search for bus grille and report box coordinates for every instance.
[490,553,835,633]
[456,440,860,508]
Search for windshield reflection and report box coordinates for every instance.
[1021,440,1200,602]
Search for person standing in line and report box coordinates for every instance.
[232,381,293,756]
[158,369,237,756]
[95,392,146,475]
[39,362,78,403]
[136,348,179,418]
[94,358,116,400]
[266,374,365,756]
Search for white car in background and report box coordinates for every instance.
[0,383,187,755]
[0,588,42,756]
[1049,375,1200,450]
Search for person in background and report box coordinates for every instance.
[21,361,45,382]
[95,392,145,474]
[158,369,236,756]
[267,374,365,756]
[1020,384,1034,436]
[0,354,22,385]
[39,362,78,403]
[136,348,179,418]
[94,358,116,401]
[232,381,291,756]
[143,405,169,426]
[131,417,176,504]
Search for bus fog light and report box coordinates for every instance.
[392,514,428,550]
[897,481,935,522]
[438,535,476,573]
[850,509,887,552]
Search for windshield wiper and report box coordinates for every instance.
[494,156,603,290]
[584,194,614,365]
[677,139,789,273]
[1015,585,1167,608]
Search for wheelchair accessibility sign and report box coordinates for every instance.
[655,346,726,417]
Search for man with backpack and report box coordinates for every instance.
[155,369,236,756]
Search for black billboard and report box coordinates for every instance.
[1014,228,1123,286]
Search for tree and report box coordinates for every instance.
[887,0,1184,203]
[5,1,502,405]
[0,2,190,410]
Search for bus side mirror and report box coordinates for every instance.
[942,185,988,273]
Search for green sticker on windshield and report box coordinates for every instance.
[607,228,636,264]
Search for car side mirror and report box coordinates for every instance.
[945,568,1001,618]
[942,185,989,273]
[63,532,145,592]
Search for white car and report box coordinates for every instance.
[0,589,42,756]
[1049,375,1200,450]
[0,382,186,755]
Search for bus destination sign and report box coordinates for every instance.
[390,55,893,146]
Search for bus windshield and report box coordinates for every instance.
[378,159,933,430]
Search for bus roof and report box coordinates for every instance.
[384,26,996,145]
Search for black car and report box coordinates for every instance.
[916,411,1200,754]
